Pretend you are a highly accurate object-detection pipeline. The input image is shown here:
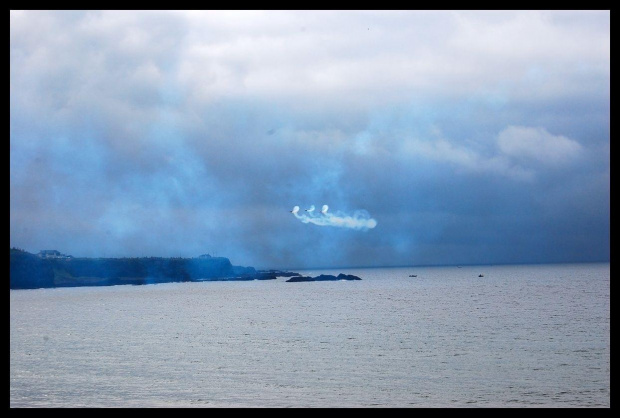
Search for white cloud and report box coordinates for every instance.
[10,10,610,110]
[497,125,583,165]
[402,137,535,181]
[399,124,583,181]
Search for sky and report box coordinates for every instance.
[10,10,610,269]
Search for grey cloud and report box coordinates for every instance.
[10,10,610,268]
[497,125,583,166]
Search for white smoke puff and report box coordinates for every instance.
[321,205,329,214]
[290,206,299,214]
[292,206,377,231]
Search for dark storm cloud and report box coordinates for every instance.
[10,10,609,268]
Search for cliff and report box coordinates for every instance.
[9,248,56,289]
[9,248,258,289]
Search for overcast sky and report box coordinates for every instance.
[10,10,610,269]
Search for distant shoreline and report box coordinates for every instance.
[9,248,361,289]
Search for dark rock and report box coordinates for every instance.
[286,273,362,282]
[313,274,339,281]
[337,273,362,281]
[285,276,315,282]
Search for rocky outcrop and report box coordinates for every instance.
[286,273,362,282]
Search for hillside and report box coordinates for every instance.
[9,248,258,289]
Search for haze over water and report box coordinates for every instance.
[10,263,609,408]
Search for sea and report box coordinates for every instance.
[10,263,610,408]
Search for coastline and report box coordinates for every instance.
[9,248,361,289]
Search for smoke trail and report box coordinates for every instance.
[290,205,377,231]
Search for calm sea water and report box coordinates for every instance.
[10,263,609,408]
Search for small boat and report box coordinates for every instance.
[478,274,484,277]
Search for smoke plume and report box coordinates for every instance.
[291,205,377,231]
